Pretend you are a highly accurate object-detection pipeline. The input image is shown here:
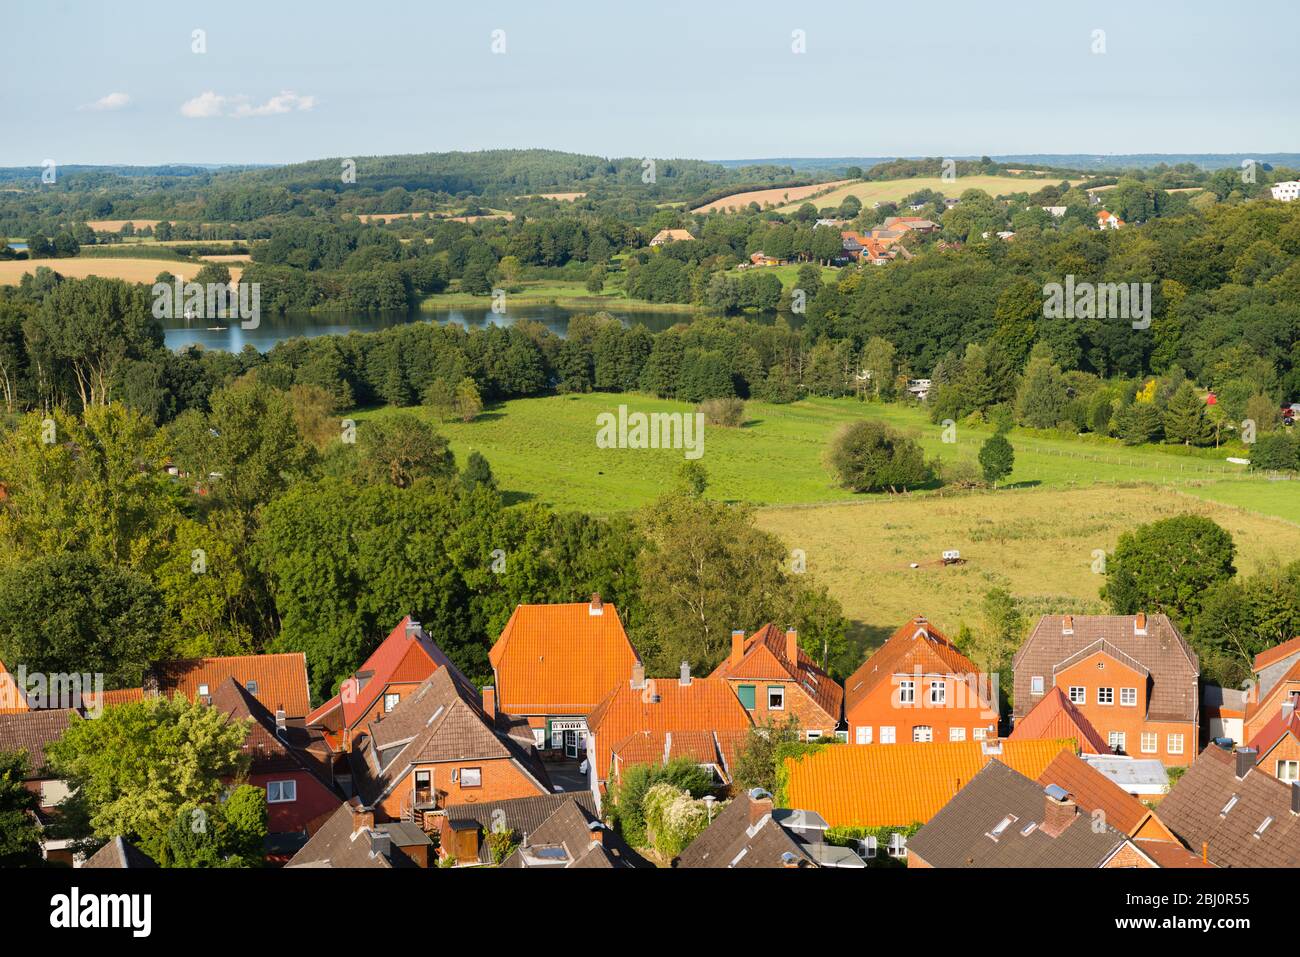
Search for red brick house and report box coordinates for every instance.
[1244,636,1300,743]
[1246,701,1300,783]
[1013,614,1199,766]
[710,624,842,740]
[307,616,457,752]
[208,678,341,849]
[844,615,998,746]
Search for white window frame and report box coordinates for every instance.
[1120,687,1137,707]
[912,725,933,743]
[929,681,946,705]
[384,692,400,713]
[805,730,822,742]
[1031,676,1045,695]
[856,726,873,745]
[198,684,210,697]
[1069,686,1086,704]
[1108,731,1126,752]
[899,680,915,705]
[267,780,297,804]
[1140,732,1157,754]
[532,728,546,749]
[887,833,908,858]
[948,727,966,742]
[459,767,483,788]
[1278,760,1300,782]
[972,727,988,741]
[859,836,877,859]
[1167,734,1184,756]
[1097,687,1114,706]
[768,686,785,711]
[880,726,896,744]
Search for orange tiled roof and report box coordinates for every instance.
[782,738,1074,828]
[82,687,145,711]
[587,674,753,782]
[1247,705,1300,758]
[1010,686,1111,754]
[710,623,843,724]
[1134,838,1211,868]
[151,653,311,718]
[0,658,29,714]
[489,601,639,716]
[844,616,983,716]
[305,616,455,729]
[1245,656,1300,724]
[1255,636,1300,671]
[1036,750,1149,836]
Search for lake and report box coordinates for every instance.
[161,302,778,352]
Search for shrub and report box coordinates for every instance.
[607,758,715,849]
[828,420,934,493]
[699,397,745,427]
[642,782,711,859]
[1250,432,1299,471]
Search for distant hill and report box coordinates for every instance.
[719,154,1300,173]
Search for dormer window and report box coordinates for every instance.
[198,684,209,696]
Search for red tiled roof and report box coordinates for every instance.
[1254,636,1300,671]
[1247,705,1300,759]
[82,687,145,711]
[845,616,983,715]
[1245,656,1300,724]
[1010,686,1111,754]
[306,616,455,729]
[0,658,29,714]
[1036,750,1148,835]
[1133,838,1211,868]
[710,624,843,725]
[152,653,311,718]
[587,675,753,782]
[489,601,639,716]
[0,709,73,778]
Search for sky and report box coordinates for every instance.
[2,0,1297,167]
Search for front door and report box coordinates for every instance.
[564,730,587,759]
[414,769,432,806]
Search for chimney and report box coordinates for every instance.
[1062,615,1073,635]
[275,706,287,733]
[1041,785,1077,838]
[748,787,773,827]
[731,630,745,662]
[405,617,421,639]
[780,851,801,868]
[143,669,160,698]
[482,686,496,720]
[1134,612,1147,635]
[589,592,604,616]
[349,801,374,835]
[679,661,691,686]
[588,821,604,846]
[368,830,391,860]
[630,661,645,690]
[785,629,799,665]
[1235,747,1257,779]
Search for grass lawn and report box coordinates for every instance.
[772,175,1086,213]
[420,279,697,312]
[353,393,1288,517]
[734,263,841,288]
[754,484,1300,656]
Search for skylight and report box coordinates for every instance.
[1221,794,1239,815]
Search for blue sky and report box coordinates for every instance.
[3,0,1296,166]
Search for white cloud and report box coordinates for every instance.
[180,90,315,119]
[80,92,130,112]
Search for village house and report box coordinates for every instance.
[710,624,843,741]
[488,596,639,760]
[1246,700,1300,782]
[147,652,312,719]
[839,231,893,265]
[499,799,636,868]
[1079,753,1173,799]
[1270,181,1300,201]
[208,678,342,855]
[782,737,1074,837]
[648,228,695,246]
[1243,635,1300,743]
[1202,682,1248,745]
[1158,743,1300,867]
[747,251,787,267]
[844,615,998,746]
[676,788,817,869]
[1096,208,1125,229]
[306,616,456,752]
[584,661,753,809]
[0,709,76,864]
[1012,614,1199,767]
[346,665,552,827]
[80,837,158,869]
[287,800,431,868]
[440,792,601,865]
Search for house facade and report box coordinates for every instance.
[1012,614,1199,767]
[710,624,843,740]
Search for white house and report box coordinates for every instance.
[1270,181,1300,202]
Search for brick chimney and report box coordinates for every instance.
[630,661,645,690]
[1040,785,1077,838]
[589,592,604,616]
[785,629,799,665]
[1134,612,1147,635]
[482,686,496,720]
[588,821,604,845]
[679,661,691,686]
[349,801,374,834]
[1236,747,1257,779]
[748,787,773,827]
[731,630,745,663]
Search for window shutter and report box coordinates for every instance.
[737,685,756,709]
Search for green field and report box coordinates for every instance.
[420,279,697,312]
[773,175,1086,213]
[354,393,1291,520]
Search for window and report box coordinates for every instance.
[1069,686,1086,704]
[551,726,563,749]
[856,726,873,745]
[198,684,210,697]
[949,727,966,742]
[1278,760,1300,782]
[899,680,915,705]
[266,780,296,804]
[1167,734,1184,755]
[1108,731,1126,752]
[532,728,545,749]
[835,730,848,743]
[1097,687,1114,705]
[972,727,988,741]
[246,680,259,695]
[1141,732,1157,754]
[1120,687,1137,707]
[1221,794,1238,815]
[858,836,877,859]
[880,726,896,744]
[887,833,908,858]
[384,692,400,713]
[912,725,933,743]
[987,814,1018,840]
[1255,816,1274,837]
[459,767,482,788]
[768,686,785,711]
[929,681,946,705]
[737,685,756,709]
[1031,676,1045,695]
[806,730,822,742]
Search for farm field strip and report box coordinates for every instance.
[771,175,1086,213]
[0,258,244,285]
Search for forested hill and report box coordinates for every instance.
[717,154,1300,173]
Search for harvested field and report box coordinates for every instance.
[0,258,244,285]
[692,180,855,213]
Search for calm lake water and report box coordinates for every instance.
[161,303,702,352]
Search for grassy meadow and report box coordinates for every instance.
[772,175,1086,213]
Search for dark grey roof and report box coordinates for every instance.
[676,792,815,869]
[500,800,625,869]
[908,760,1131,868]
[0,709,73,778]
[285,803,398,869]
[81,836,158,869]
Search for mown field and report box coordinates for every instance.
[0,257,244,285]
[772,175,1086,213]
[692,179,854,213]
[754,486,1300,654]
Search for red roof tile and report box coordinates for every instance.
[710,624,843,725]
[152,653,311,718]
[1010,686,1111,754]
[1254,636,1300,671]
